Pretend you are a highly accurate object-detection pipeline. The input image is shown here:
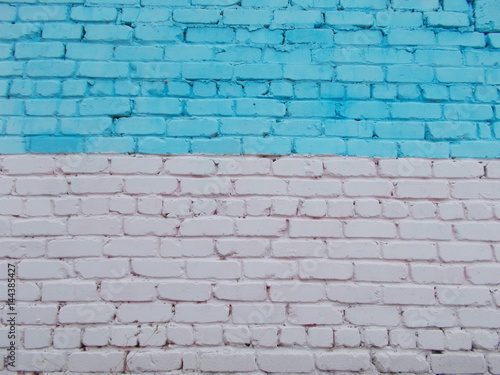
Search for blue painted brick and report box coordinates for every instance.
[235,64,282,80]
[242,137,292,154]
[335,30,383,45]
[0,5,16,22]
[186,28,235,43]
[444,104,493,120]
[192,138,241,154]
[137,137,190,154]
[78,62,129,78]
[85,25,133,42]
[0,100,24,116]
[136,25,182,42]
[324,120,373,138]
[399,141,450,158]
[85,137,136,153]
[391,103,442,120]
[263,48,310,64]
[0,137,25,154]
[133,98,182,115]
[223,9,272,25]
[29,137,86,153]
[273,119,322,136]
[167,118,219,137]
[26,61,75,78]
[427,122,477,140]
[340,101,389,119]
[183,63,233,80]
[35,81,60,97]
[115,46,163,61]
[42,23,83,40]
[273,10,323,27]
[25,99,77,117]
[220,118,273,136]
[215,47,262,62]
[236,99,286,117]
[6,118,57,135]
[0,62,24,77]
[165,45,214,61]
[66,44,114,60]
[450,141,500,158]
[15,42,64,59]
[347,139,398,157]
[18,6,67,21]
[121,8,171,23]
[185,99,233,116]
[61,118,112,135]
[80,98,131,116]
[174,9,220,24]
[286,30,333,45]
[115,118,166,135]
[284,64,332,80]
[288,101,337,117]
[237,29,283,44]
[0,24,39,40]
[132,63,181,79]
[71,7,118,21]
[294,82,319,99]
[374,122,425,139]
[295,138,346,155]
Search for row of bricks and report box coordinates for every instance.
[3,80,500,106]
[2,155,496,177]
[4,256,500,283]
[3,60,500,84]
[9,325,499,351]
[3,45,499,67]
[3,98,498,120]
[0,6,476,29]
[2,298,500,325]
[1,196,499,221]
[2,22,498,45]
[0,0,471,12]
[5,349,500,374]
[1,175,500,198]
[1,216,499,240]
[2,238,498,262]
[2,117,499,142]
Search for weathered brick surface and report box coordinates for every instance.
[2,154,499,373]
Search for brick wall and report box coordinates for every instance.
[1,155,499,373]
[0,0,499,157]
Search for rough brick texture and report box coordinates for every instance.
[0,1,499,158]
[1,154,499,374]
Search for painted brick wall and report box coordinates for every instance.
[1,155,500,374]
[0,0,499,157]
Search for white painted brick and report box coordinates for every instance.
[162,198,191,217]
[290,218,342,238]
[418,329,445,350]
[439,242,492,262]
[486,161,500,178]
[168,325,194,345]
[280,326,306,346]
[68,217,121,235]
[23,327,52,349]
[298,198,327,217]
[363,328,388,347]
[272,239,325,258]
[452,181,500,199]
[117,302,172,323]
[257,351,314,373]
[374,352,430,373]
[434,160,485,178]
[252,326,278,347]
[382,200,409,218]
[345,306,400,326]
[243,259,297,279]
[224,326,251,345]
[128,350,182,371]
[48,238,101,258]
[345,220,397,238]
[487,354,500,374]
[355,261,407,282]
[354,198,381,217]
[232,303,286,324]
[200,350,256,372]
[269,282,325,302]
[68,352,125,373]
[161,238,214,257]
[389,328,417,349]
[18,260,72,279]
[15,351,65,372]
[299,260,353,280]
[53,327,81,349]
[400,221,453,240]
[164,157,216,175]
[217,198,246,216]
[110,156,163,174]
[179,217,234,236]
[217,158,271,175]
[42,281,97,302]
[137,196,162,215]
[235,177,287,195]
[236,217,287,236]
[3,156,54,175]
[6,305,58,325]
[186,259,240,279]
[379,159,432,177]
[124,176,177,194]
[445,329,472,350]
[109,326,138,347]
[138,326,166,346]
[328,240,380,259]
[59,303,115,324]
[272,158,323,176]
[411,264,465,284]
[470,330,498,350]
[344,179,393,197]
[132,259,183,278]
[174,303,229,323]
[327,283,380,303]
[68,176,123,194]
[430,353,486,374]
[104,237,158,257]
[75,259,129,278]
[324,158,376,176]
[382,241,437,260]
[403,307,457,328]
[334,327,361,347]
[437,286,491,306]
[383,284,436,305]
[289,179,342,197]
[464,201,493,220]
[466,265,500,284]
[455,222,500,241]
[109,196,136,214]
[396,179,449,198]
[24,197,52,217]
[58,155,109,174]
[12,218,65,236]
[158,281,211,301]
[458,309,500,328]
[308,327,333,348]
[289,304,343,325]
[438,201,465,220]
[180,177,232,195]
[317,350,371,371]
[100,280,156,302]
[214,282,266,301]
[217,238,268,257]
[272,197,299,215]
